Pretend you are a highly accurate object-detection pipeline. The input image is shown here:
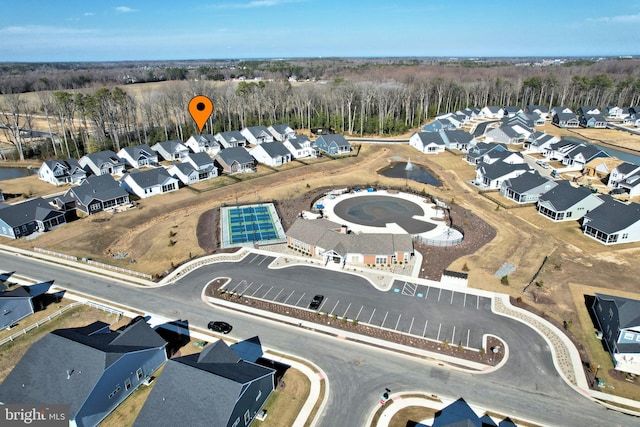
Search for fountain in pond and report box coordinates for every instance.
[405,158,414,171]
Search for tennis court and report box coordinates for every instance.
[220,203,286,247]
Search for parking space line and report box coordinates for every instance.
[249,254,260,263]
[477,295,480,310]
[436,323,442,341]
[329,300,340,315]
[317,299,327,312]
[450,291,455,304]
[451,326,456,343]
[438,288,442,302]
[422,320,428,337]
[409,317,414,334]
[257,256,268,266]
[463,293,467,307]
[381,312,389,328]
[394,314,401,330]
[466,329,470,347]
[342,303,352,318]
[283,290,295,304]
[355,306,364,321]
[368,309,376,324]
[402,282,417,296]
[262,286,274,299]
[273,288,284,301]
[425,287,430,299]
[230,280,246,293]
[250,284,263,297]
[295,293,306,306]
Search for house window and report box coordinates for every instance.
[244,409,251,425]
[622,233,629,239]
[609,308,614,320]
[256,390,262,401]
[566,211,572,218]
[375,256,387,265]
[136,368,143,380]
[108,385,121,399]
[232,417,240,427]
[125,378,132,391]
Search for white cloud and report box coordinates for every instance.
[215,0,301,9]
[84,12,95,16]
[0,25,95,35]
[588,12,640,23]
[115,6,138,13]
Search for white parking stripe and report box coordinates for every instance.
[463,293,467,307]
[231,280,245,293]
[273,288,284,300]
[262,286,274,299]
[295,293,306,306]
[381,311,389,328]
[368,309,376,324]
[438,288,442,302]
[342,303,352,318]
[329,300,340,315]
[451,326,456,343]
[409,317,415,334]
[425,287,430,299]
[395,314,401,330]
[257,256,267,265]
[283,290,295,304]
[477,295,480,310]
[436,323,442,341]
[250,284,263,297]
[355,306,364,321]
[450,291,455,304]
[466,329,470,347]
[423,320,428,337]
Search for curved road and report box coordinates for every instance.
[0,252,632,427]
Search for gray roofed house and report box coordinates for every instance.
[441,129,474,151]
[525,132,559,153]
[152,140,190,161]
[465,142,508,165]
[120,167,179,199]
[537,181,603,221]
[500,170,558,203]
[214,130,248,149]
[286,218,413,266]
[283,135,315,158]
[133,339,275,427]
[240,125,274,145]
[475,161,530,189]
[267,123,295,141]
[502,105,523,117]
[0,197,66,239]
[480,105,504,118]
[0,320,167,427]
[117,144,158,169]
[608,162,640,188]
[315,134,352,155]
[409,132,446,154]
[485,125,528,145]
[249,141,293,167]
[582,195,640,244]
[38,158,86,186]
[79,150,126,176]
[580,113,608,128]
[60,174,131,215]
[0,281,53,330]
[215,147,256,174]
[552,111,580,128]
[185,134,221,156]
[166,162,198,186]
[561,144,610,170]
[591,293,640,375]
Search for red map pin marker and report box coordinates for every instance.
[188,95,213,133]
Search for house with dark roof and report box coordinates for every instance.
[409,132,446,154]
[552,112,580,128]
[422,397,517,427]
[267,123,295,141]
[465,143,508,165]
[500,171,558,204]
[524,132,559,153]
[283,135,315,158]
[422,119,448,133]
[478,149,525,166]
[480,106,504,119]
[582,196,640,245]
[605,106,627,121]
[580,113,607,128]
[166,162,200,186]
[120,168,179,199]
[475,161,530,189]
[152,140,190,161]
[79,150,126,176]
[168,152,218,185]
[117,144,158,169]
[249,141,293,167]
[38,158,86,186]
[550,106,573,117]
[315,134,351,155]
[0,281,53,330]
[561,144,610,170]
[58,174,131,215]
[215,147,256,174]
[608,162,640,188]
[485,125,528,145]
[617,174,640,197]
[185,134,221,156]
[0,320,167,427]
[441,129,474,151]
[502,105,523,118]
[214,131,248,149]
[0,197,66,239]
[537,181,603,222]
[526,105,549,120]
[133,339,275,427]
[591,293,640,375]
[240,125,274,145]
[286,218,413,266]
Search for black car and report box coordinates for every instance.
[208,321,232,334]
[309,295,324,310]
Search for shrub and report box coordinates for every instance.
[169,230,177,237]
[442,339,449,349]
[462,263,470,272]
[500,275,509,286]
[536,280,544,288]
[457,342,464,352]
[169,239,176,247]
[351,319,358,326]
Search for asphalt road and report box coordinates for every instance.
[0,252,633,427]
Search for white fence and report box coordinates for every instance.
[85,259,153,280]
[0,301,123,346]
[34,247,78,261]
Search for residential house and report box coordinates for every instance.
[465,142,509,165]
[283,135,315,158]
[409,132,446,154]
[182,152,218,179]
[580,113,608,128]
[591,293,640,375]
[315,134,352,155]
[502,105,523,118]
[120,168,179,199]
[267,124,295,141]
[441,129,474,151]
[422,119,449,133]
[117,144,158,169]
[185,134,221,156]
[214,131,248,149]
[479,149,525,166]
[0,197,66,239]
[526,105,550,121]
[286,218,413,266]
[552,112,580,128]
[617,174,640,197]
[0,320,167,427]
[475,161,530,189]
[59,174,131,216]
[524,132,559,153]
[500,171,558,204]
[240,126,274,145]
[561,144,610,170]
[544,139,592,162]
[152,140,190,161]
[537,181,603,221]
[167,163,200,186]
[249,141,293,167]
[577,106,602,116]
[485,125,528,145]
[582,157,623,180]
[550,106,574,117]
[38,158,86,186]
[215,147,256,174]
[582,196,640,245]
[434,112,464,128]
[480,106,504,119]
[79,150,126,176]
[607,162,640,188]
[133,339,275,427]
[423,397,517,427]
[605,106,627,121]
[0,281,52,330]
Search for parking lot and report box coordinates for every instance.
[218,254,495,349]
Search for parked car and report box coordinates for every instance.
[208,321,232,334]
[309,295,324,310]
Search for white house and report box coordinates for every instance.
[120,168,179,199]
[409,132,446,154]
[214,131,248,149]
[152,140,190,161]
[79,150,126,176]
[267,124,295,141]
[283,135,315,158]
[38,158,86,186]
[249,141,293,167]
[117,144,158,169]
[240,126,274,145]
[475,161,530,189]
[185,134,221,156]
[537,181,604,222]
[480,106,504,119]
[583,196,640,245]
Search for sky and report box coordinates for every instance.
[0,0,639,62]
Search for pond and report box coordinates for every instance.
[377,161,441,186]
[0,166,35,181]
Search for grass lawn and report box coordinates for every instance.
[253,368,311,427]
